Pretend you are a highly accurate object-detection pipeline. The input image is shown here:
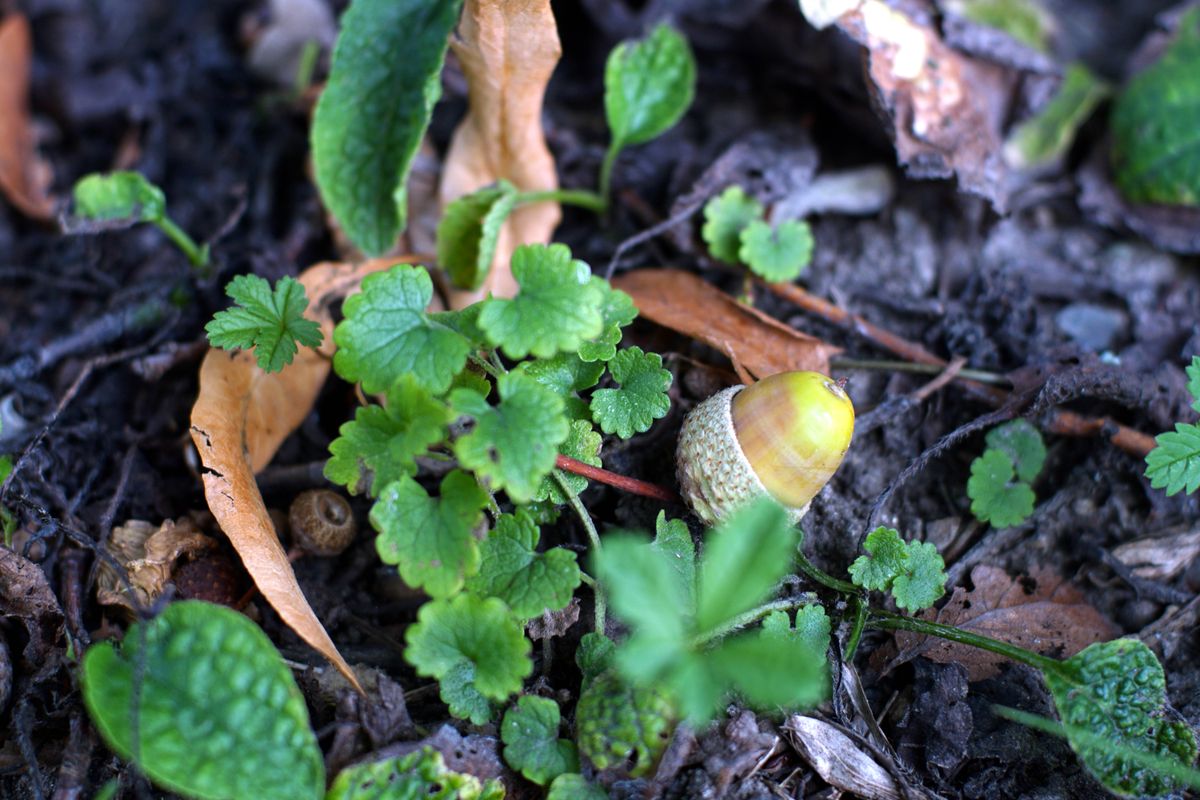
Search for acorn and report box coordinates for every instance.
[288,489,357,556]
[675,371,855,525]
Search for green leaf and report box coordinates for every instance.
[535,420,602,504]
[762,605,831,663]
[547,774,609,800]
[72,171,166,222]
[325,375,451,496]
[968,448,1036,527]
[371,471,489,598]
[702,186,764,264]
[501,696,578,785]
[848,527,909,592]
[737,219,814,282]
[575,670,675,777]
[1188,356,1200,412]
[81,601,323,800]
[605,23,696,148]
[437,181,519,291]
[1044,639,1199,797]
[1004,63,1109,171]
[953,0,1051,51]
[405,594,532,707]
[1144,423,1200,496]
[326,747,504,800]
[593,535,689,670]
[311,0,461,254]
[438,661,495,725]
[205,275,324,372]
[478,244,605,359]
[1110,9,1200,206]
[848,527,947,612]
[333,265,472,395]
[985,419,1047,483]
[521,352,606,395]
[696,500,796,633]
[590,347,672,439]
[451,371,570,504]
[576,633,616,687]
[465,512,581,619]
[650,513,695,615]
[577,279,639,363]
[707,630,827,712]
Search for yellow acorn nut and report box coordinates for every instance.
[675,371,855,525]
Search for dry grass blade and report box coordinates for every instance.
[613,269,840,378]
[190,258,403,692]
[438,0,562,307]
[0,14,55,220]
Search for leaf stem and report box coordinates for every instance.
[517,188,607,214]
[558,473,606,633]
[866,609,1063,675]
[843,597,869,661]
[689,597,811,648]
[155,216,209,272]
[555,454,679,503]
[598,141,622,210]
[793,546,860,595]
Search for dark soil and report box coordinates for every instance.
[1,1,1198,798]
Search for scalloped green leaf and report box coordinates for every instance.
[501,696,578,785]
[968,448,1036,527]
[577,278,638,363]
[547,774,609,800]
[738,219,814,282]
[82,601,323,800]
[72,171,166,222]
[1110,9,1200,207]
[985,419,1046,483]
[326,747,503,800]
[848,527,947,612]
[405,594,532,705]
[590,347,672,439]
[439,661,495,725]
[477,244,605,360]
[311,0,461,254]
[535,420,602,504]
[371,470,489,598]
[465,512,581,619]
[206,275,324,373]
[702,186,764,264]
[437,181,519,291]
[1045,639,1199,797]
[333,265,472,395]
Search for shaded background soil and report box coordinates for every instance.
[1,0,1198,798]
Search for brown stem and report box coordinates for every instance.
[555,454,680,504]
[761,280,1156,458]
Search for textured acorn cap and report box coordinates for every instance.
[675,372,854,526]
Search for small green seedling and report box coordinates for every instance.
[703,185,814,281]
[205,275,324,372]
[967,418,1046,526]
[1144,356,1200,496]
[69,171,210,270]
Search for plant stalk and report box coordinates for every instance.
[155,216,209,271]
[518,188,606,214]
[559,473,606,633]
[867,609,1062,674]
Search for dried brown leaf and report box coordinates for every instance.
[190,258,402,692]
[613,269,840,378]
[438,0,562,307]
[0,14,55,220]
[891,564,1118,680]
[0,545,63,668]
[782,715,900,800]
[96,517,218,613]
[1112,526,1200,582]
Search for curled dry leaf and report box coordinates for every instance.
[438,0,562,307]
[612,268,840,378]
[782,715,900,800]
[0,545,63,669]
[191,258,404,692]
[887,564,1118,681]
[802,0,1017,210]
[96,517,218,613]
[1112,525,1200,582]
[0,14,55,220]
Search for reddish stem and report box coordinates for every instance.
[556,454,681,504]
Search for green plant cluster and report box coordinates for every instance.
[967,418,1047,527]
[702,185,814,282]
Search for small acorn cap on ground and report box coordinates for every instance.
[676,371,855,525]
[288,489,357,556]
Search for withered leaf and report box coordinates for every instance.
[438,0,562,307]
[890,564,1118,680]
[613,269,839,378]
[0,15,55,220]
[96,517,217,613]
